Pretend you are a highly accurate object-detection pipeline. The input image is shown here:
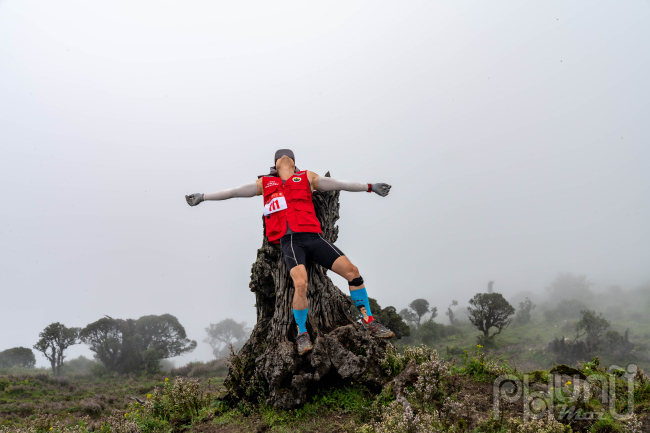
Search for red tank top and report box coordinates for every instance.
[262,171,322,242]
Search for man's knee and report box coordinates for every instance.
[291,271,308,294]
[290,266,308,292]
[294,278,308,295]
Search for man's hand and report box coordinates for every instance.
[185,193,204,206]
[372,183,391,197]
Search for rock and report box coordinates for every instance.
[530,383,548,392]
[549,364,586,380]
[384,359,419,409]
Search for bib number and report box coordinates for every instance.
[264,193,287,216]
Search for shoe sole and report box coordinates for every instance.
[376,332,395,338]
[298,346,313,356]
[365,329,395,338]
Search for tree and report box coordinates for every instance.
[142,347,165,374]
[136,314,197,360]
[466,293,515,345]
[445,300,458,325]
[543,298,588,322]
[514,297,536,325]
[550,311,635,363]
[79,317,126,372]
[224,175,393,409]
[546,273,593,300]
[348,297,410,340]
[33,322,80,376]
[0,347,36,368]
[398,308,418,327]
[204,319,251,358]
[408,299,430,327]
[80,314,197,374]
[399,299,436,328]
[61,355,99,375]
[574,310,610,352]
[418,320,440,345]
[80,316,141,373]
[603,329,634,359]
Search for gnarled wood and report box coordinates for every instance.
[224,174,391,409]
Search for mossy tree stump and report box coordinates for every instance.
[224,174,391,409]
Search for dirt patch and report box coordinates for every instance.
[455,375,524,429]
[639,414,650,433]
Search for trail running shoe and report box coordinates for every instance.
[296,332,313,356]
[365,320,395,338]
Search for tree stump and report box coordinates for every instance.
[224,174,391,409]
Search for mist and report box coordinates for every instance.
[1,0,649,368]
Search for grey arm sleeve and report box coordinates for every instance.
[317,177,367,192]
[203,182,258,200]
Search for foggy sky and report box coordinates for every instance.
[1,0,649,368]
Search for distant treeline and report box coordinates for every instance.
[392,273,650,367]
[4,273,648,377]
[1,314,197,377]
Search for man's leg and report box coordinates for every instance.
[290,264,309,311]
[289,264,313,355]
[280,234,313,355]
[331,256,394,338]
[331,256,370,319]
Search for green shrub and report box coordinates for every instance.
[379,344,440,378]
[170,359,228,378]
[589,415,623,433]
[91,363,108,378]
[61,356,101,376]
[407,356,451,406]
[358,401,441,433]
[529,370,550,384]
[143,376,214,423]
[510,412,572,433]
[311,384,369,415]
[223,346,266,403]
[460,345,512,382]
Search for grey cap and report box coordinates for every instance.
[274,149,295,165]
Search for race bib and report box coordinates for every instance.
[263,193,287,216]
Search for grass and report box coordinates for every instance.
[0,366,388,432]
[2,351,648,432]
[256,384,372,429]
[0,371,221,428]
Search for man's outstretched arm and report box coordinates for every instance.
[308,172,391,197]
[185,180,262,206]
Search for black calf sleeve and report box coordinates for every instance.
[348,276,364,286]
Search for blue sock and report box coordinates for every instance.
[293,308,309,334]
[350,288,374,323]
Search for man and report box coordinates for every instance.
[185,149,394,356]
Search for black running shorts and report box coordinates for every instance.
[279,232,345,271]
